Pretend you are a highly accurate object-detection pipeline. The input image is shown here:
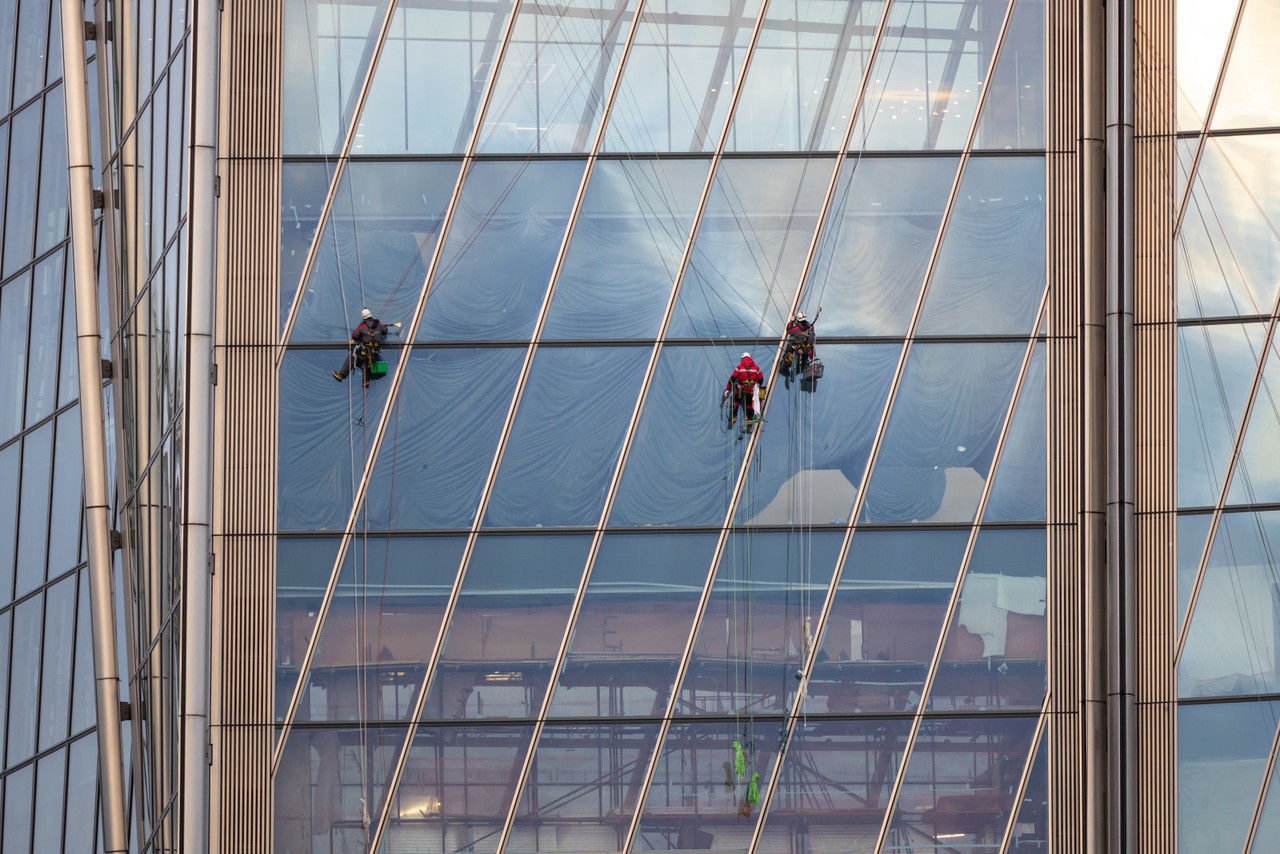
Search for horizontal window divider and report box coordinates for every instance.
[274,520,1049,539]
[275,334,1049,352]
[1170,314,1273,327]
[0,561,89,619]
[1173,693,1280,707]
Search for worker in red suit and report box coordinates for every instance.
[723,352,765,431]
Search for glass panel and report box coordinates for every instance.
[72,569,95,732]
[1212,0,1280,130]
[32,749,66,852]
[604,0,766,153]
[25,251,64,427]
[936,529,1047,711]
[2,764,32,852]
[478,0,639,154]
[810,529,967,714]
[485,348,648,528]
[7,594,42,764]
[676,531,843,717]
[1179,509,1280,698]
[0,273,29,442]
[419,159,583,341]
[281,0,394,155]
[0,2,13,115]
[1177,323,1263,507]
[1176,135,1197,202]
[1006,729,1049,853]
[379,724,534,854]
[744,343,899,524]
[1176,134,1280,320]
[16,422,53,597]
[38,575,76,749]
[610,344,751,527]
[37,94,68,257]
[0,438,18,603]
[12,0,48,105]
[275,724,407,853]
[422,535,591,721]
[1227,341,1280,506]
[64,736,98,854]
[1178,700,1279,852]
[984,343,1046,522]
[726,0,886,152]
[755,718,913,853]
[882,715,1037,854]
[294,536,463,723]
[542,158,709,339]
[972,0,1045,149]
[1177,511,1214,625]
[0,609,8,757]
[277,348,394,531]
[549,532,717,718]
[354,0,508,155]
[915,156,1046,335]
[280,160,336,329]
[861,342,1024,523]
[634,719,780,848]
[277,537,344,720]
[364,347,524,530]
[668,156,831,339]
[288,160,459,343]
[804,155,957,337]
[507,722,662,853]
[1177,0,1237,130]
[858,0,1007,151]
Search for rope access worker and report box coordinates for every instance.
[333,308,390,388]
[783,312,816,385]
[723,352,765,432]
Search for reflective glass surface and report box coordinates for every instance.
[289,160,459,343]
[669,156,831,339]
[486,348,649,528]
[1006,729,1048,852]
[279,159,335,330]
[478,0,639,154]
[1178,701,1279,853]
[916,156,1046,336]
[0,442,15,601]
[882,715,1037,854]
[810,529,968,714]
[6,595,41,764]
[984,344,1046,522]
[1226,342,1280,506]
[24,252,64,428]
[419,159,582,340]
[634,719,779,849]
[2,764,32,852]
[937,529,1047,711]
[3,102,39,277]
[38,574,75,750]
[0,273,29,442]
[364,347,524,530]
[1179,509,1280,698]
[1177,0,1236,130]
[542,157,709,339]
[1176,511,1213,625]
[604,0,766,153]
[15,422,53,597]
[678,531,844,716]
[422,536,590,721]
[861,342,1024,523]
[973,0,1044,149]
[1211,0,1280,130]
[549,532,717,718]
[804,156,957,337]
[277,537,344,721]
[755,718,912,853]
[32,749,66,851]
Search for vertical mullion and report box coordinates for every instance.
[270,0,526,772]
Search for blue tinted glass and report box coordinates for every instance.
[289,160,459,343]
[756,718,913,851]
[985,344,1048,522]
[549,532,717,718]
[423,535,591,721]
[57,253,76,408]
[811,528,967,714]
[71,570,95,732]
[0,610,7,757]
[0,3,13,115]
[479,0,639,154]
[0,273,29,442]
[1225,338,1280,507]
[916,156,1046,335]
[25,251,64,426]
[1180,509,1280,698]
[974,0,1045,149]
[278,348,396,530]
[1179,701,1279,852]
[862,342,1024,524]
[678,531,844,716]
[354,1,508,154]
[32,749,66,852]
[937,529,1047,711]
[635,718,779,846]
[419,159,582,340]
[281,0,394,155]
[1176,512,1213,624]
[486,348,648,528]
[7,595,42,763]
[380,724,534,852]
[1007,729,1049,852]
[279,160,335,329]
[293,536,463,722]
[804,156,956,337]
[745,343,899,524]
[604,0,766,153]
[16,423,53,597]
[669,157,831,339]
[611,344,749,527]
[277,536,344,720]
[542,158,709,339]
[0,438,18,602]
[12,0,47,105]
[2,764,32,852]
[364,347,524,530]
[64,737,97,853]
[37,95,68,257]
[39,575,76,749]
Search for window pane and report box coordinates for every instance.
[16,423,54,597]
[3,102,41,276]
[39,574,76,749]
[32,749,66,852]
[0,441,18,601]
[0,274,31,442]
[71,569,95,732]
[1177,0,1235,130]
[669,156,831,339]
[64,736,98,853]
[12,0,48,105]
[542,158,708,339]
[37,94,68,257]
[25,251,64,426]
[277,536,344,721]
[279,160,335,330]
[485,347,648,528]
[419,159,582,341]
[549,532,717,718]
[7,595,43,764]
[861,342,1024,524]
[1212,0,1280,130]
[1226,341,1280,506]
[1176,512,1213,624]
[2,764,33,852]
[972,0,1045,149]
[422,535,591,721]
[984,343,1047,522]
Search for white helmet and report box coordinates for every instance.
[796,312,807,321]
[741,352,751,360]
[361,307,372,319]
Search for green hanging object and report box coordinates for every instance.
[747,772,760,805]
[369,360,388,379]
[732,741,745,779]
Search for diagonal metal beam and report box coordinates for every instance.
[804,0,867,150]
[924,0,980,149]
[1243,709,1280,853]
[997,699,1051,854]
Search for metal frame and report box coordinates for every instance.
[997,699,1051,854]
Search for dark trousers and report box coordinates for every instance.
[730,389,756,421]
[336,348,375,385]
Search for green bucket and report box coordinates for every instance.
[369,360,388,379]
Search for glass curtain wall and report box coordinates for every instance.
[274,1,1048,852]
